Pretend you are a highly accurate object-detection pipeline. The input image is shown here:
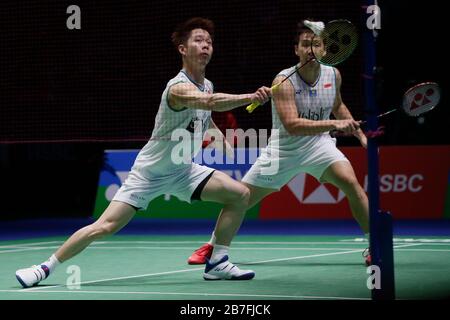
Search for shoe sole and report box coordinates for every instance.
[203,274,222,280]
[15,274,35,288]
[203,272,255,281]
[188,260,206,265]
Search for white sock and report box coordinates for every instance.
[207,232,216,245]
[41,254,61,274]
[210,244,229,264]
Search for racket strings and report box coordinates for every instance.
[246,20,359,113]
[402,82,440,117]
[314,20,358,66]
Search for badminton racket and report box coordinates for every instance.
[246,19,358,113]
[330,82,441,137]
[373,81,440,120]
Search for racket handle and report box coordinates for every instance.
[246,83,281,113]
[330,121,368,137]
[246,102,260,113]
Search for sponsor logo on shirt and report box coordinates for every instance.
[299,107,325,121]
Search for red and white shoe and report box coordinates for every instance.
[187,243,213,265]
[363,248,372,266]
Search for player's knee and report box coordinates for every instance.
[90,221,119,238]
[343,179,365,198]
[240,187,251,207]
[355,185,367,200]
[230,186,250,207]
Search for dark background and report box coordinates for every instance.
[0,0,447,220]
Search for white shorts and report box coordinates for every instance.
[113,163,215,210]
[242,135,349,190]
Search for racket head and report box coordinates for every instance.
[312,19,358,66]
[402,82,441,117]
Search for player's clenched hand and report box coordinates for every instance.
[333,119,360,134]
[250,86,272,105]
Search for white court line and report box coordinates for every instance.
[96,240,371,245]
[4,245,441,255]
[97,245,443,252]
[0,241,62,249]
[0,247,56,254]
[85,246,364,251]
[0,240,369,255]
[390,242,450,246]
[342,238,450,243]
[20,243,420,293]
[0,244,353,254]
[0,289,369,300]
[21,267,204,292]
[4,241,450,255]
[393,248,450,252]
[8,239,448,247]
[4,244,441,255]
[0,240,366,254]
[0,246,370,253]
[242,244,421,265]
[2,239,449,247]
[91,240,450,246]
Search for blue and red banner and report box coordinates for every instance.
[94,146,450,219]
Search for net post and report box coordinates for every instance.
[361,0,396,300]
[371,210,395,300]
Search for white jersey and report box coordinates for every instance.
[242,64,349,189]
[269,64,337,153]
[132,70,213,177]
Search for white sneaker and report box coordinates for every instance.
[203,255,255,280]
[16,265,50,288]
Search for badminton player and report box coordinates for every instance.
[15,17,271,287]
[188,19,372,266]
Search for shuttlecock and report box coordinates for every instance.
[303,20,325,36]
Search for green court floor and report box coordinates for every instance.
[1,235,449,300]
